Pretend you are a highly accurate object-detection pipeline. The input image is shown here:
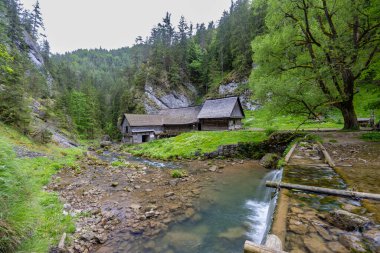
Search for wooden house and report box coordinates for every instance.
[120,114,164,143]
[159,106,202,134]
[197,97,245,131]
[120,96,245,143]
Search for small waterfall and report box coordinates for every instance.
[245,169,283,244]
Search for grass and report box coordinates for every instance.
[361,132,380,142]
[171,169,187,178]
[244,83,380,130]
[0,123,82,252]
[127,130,267,160]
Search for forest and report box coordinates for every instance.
[0,0,379,139]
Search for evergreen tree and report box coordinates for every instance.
[30,0,44,40]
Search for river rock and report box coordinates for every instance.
[326,210,371,231]
[363,228,380,246]
[80,231,96,241]
[289,223,308,235]
[338,234,366,252]
[145,211,155,219]
[303,234,331,253]
[218,227,246,240]
[327,242,347,253]
[259,153,280,169]
[164,192,175,198]
[209,166,218,172]
[100,141,112,148]
[111,182,119,187]
[94,234,107,244]
[169,179,179,186]
[314,225,332,241]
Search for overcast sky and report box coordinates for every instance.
[20,0,231,54]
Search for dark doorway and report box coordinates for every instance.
[142,135,149,143]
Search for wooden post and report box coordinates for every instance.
[266,181,380,201]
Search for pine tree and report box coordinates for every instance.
[30,0,44,40]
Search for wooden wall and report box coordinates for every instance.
[200,119,229,131]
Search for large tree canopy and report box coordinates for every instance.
[251,0,380,129]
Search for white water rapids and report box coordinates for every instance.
[245,169,283,244]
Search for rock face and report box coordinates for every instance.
[144,83,197,113]
[326,210,371,231]
[218,81,258,110]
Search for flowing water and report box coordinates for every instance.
[128,166,283,253]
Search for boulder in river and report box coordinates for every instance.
[326,209,371,231]
[259,153,280,169]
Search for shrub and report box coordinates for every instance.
[111,160,125,167]
[361,132,380,142]
[264,127,278,136]
[171,169,187,178]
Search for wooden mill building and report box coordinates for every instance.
[120,96,245,143]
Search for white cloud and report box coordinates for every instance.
[20,0,231,53]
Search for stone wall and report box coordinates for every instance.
[203,132,304,159]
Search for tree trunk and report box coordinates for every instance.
[339,100,359,130]
[339,69,359,130]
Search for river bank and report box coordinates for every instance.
[48,148,278,253]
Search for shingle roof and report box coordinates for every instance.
[197,96,244,119]
[158,106,201,125]
[124,114,164,127]
[124,97,244,126]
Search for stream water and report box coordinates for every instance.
[129,166,282,253]
[97,151,282,252]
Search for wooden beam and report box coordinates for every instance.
[316,142,335,167]
[284,143,297,164]
[266,181,380,201]
[270,190,289,246]
[244,240,287,253]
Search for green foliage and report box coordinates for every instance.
[361,132,380,142]
[264,127,278,136]
[66,90,100,139]
[171,169,187,178]
[128,131,267,160]
[251,0,380,130]
[0,46,31,131]
[111,160,125,167]
[0,124,81,252]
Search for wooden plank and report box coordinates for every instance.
[270,189,289,246]
[244,240,287,253]
[266,181,380,201]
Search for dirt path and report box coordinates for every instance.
[48,149,259,253]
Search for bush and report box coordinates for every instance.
[111,160,125,167]
[361,132,380,142]
[264,127,278,136]
[171,169,187,178]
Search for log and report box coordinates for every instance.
[284,143,297,164]
[244,240,287,253]
[266,181,380,201]
[316,142,335,167]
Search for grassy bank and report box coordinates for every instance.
[0,124,82,252]
[127,130,267,160]
[244,83,380,130]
